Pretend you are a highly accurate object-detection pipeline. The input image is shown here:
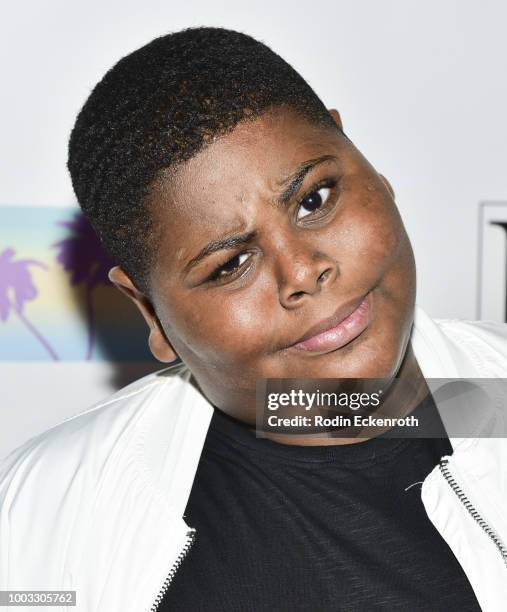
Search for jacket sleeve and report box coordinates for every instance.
[0,439,37,587]
[0,425,83,599]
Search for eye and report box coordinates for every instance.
[210,252,251,281]
[296,186,332,220]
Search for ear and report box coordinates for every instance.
[328,108,343,130]
[378,173,396,200]
[107,266,178,363]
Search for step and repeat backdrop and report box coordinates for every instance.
[0,206,160,458]
[1,0,506,459]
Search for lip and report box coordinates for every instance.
[290,292,372,353]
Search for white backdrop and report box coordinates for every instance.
[1,0,506,459]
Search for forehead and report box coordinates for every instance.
[154,109,341,211]
[148,109,343,265]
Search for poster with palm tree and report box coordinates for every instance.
[0,206,155,362]
[0,247,59,360]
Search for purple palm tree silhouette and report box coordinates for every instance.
[0,247,59,360]
[52,212,115,360]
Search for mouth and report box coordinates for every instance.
[288,292,372,354]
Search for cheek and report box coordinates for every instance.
[162,292,274,365]
[361,195,402,250]
[355,199,415,305]
[330,195,405,283]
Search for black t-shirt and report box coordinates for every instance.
[160,395,481,611]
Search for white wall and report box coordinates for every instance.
[1,0,506,458]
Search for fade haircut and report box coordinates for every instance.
[67,26,340,298]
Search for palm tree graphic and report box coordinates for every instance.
[0,247,59,360]
[52,212,115,360]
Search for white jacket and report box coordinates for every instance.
[1,304,507,612]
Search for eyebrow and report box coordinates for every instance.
[183,230,258,275]
[183,154,337,275]
[277,154,337,204]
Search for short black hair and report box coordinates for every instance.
[68,26,339,298]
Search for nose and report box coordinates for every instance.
[276,241,338,308]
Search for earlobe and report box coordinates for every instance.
[107,265,179,363]
[148,326,179,363]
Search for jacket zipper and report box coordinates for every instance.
[149,528,197,611]
[438,458,507,567]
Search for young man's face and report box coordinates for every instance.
[110,107,417,423]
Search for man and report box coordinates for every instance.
[1,26,506,611]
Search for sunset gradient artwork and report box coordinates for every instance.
[0,206,155,362]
